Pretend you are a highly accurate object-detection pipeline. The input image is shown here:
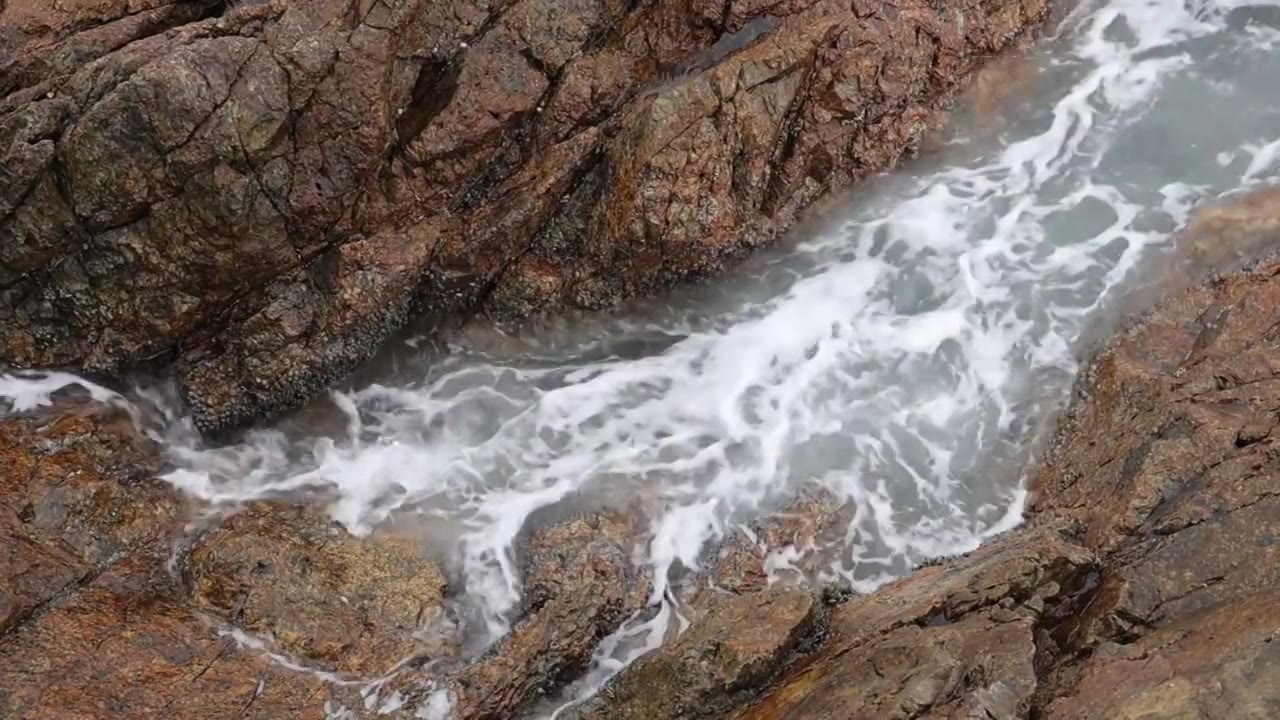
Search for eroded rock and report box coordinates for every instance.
[0,410,336,718]
[564,587,822,720]
[575,191,1280,719]
[188,501,451,675]
[368,512,652,720]
[0,409,172,634]
[0,0,1051,433]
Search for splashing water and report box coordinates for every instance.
[5,0,1280,712]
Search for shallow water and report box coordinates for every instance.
[6,0,1280,713]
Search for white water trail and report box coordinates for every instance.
[5,0,1280,714]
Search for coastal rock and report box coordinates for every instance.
[568,194,1280,718]
[188,502,451,675]
[0,411,333,719]
[6,188,1280,717]
[563,587,823,720]
[366,512,652,720]
[0,409,172,634]
[0,0,1051,432]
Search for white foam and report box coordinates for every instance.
[3,1,1278,715]
[0,371,123,411]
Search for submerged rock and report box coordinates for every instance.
[0,0,1051,433]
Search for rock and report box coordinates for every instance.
[0,409,460,718]
[1,408,664,719]
[0,0,1051,433]
[699,488,851,595]
[1043,593,1280,719]
[1183,186,1280,270]
[572,191,1280,718]
[0,410,335,718]
[564,587,822,720]
[0,556,332,720]
[8,191,1280,718]
[367,512,652,720]
[0,409,173,634]
[187,501,452,675]
[740,527,1097,719]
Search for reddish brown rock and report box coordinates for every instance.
[0,408,172,634]
[564,587,823,720]
[568,191,1280,719]
[1043,593,1280,719]
[737,527,1097,720]
[0,0,1051,433]
[188,501,451,676]
[7,189,1280,717]
[0,410,338,718]
[0,556,332,720]
[357,512,653,720]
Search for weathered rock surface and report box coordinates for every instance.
[0,410,655,719]
[188,502,450,675]
[355,512,652,720]
[568,190,1280,718]
[0,411,333,718]
[0,0,1050,433]
[6,188,1280,717]
[564,586,824,720]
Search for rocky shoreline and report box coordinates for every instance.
[4,187,1280,718]
[5,0,1280,718]
[1,0,1049,434]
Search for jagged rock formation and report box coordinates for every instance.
[3,187,1280,718]
[1,0,1049,433]
[580,187,1280,719]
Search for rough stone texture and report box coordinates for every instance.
[1043,593,1280,719]
[0,408,172,635]
[0,411,659,719]
[699,487,851,595]
[0,411,334,718]
[562,190,1280,718]
[736,527,1097,720]
[564,587,823,720]
[7,192,1280,717]
[358,512,653,720]
[188,501,450,675]
[0,0,1051,433]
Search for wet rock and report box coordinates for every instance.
[0,410,334,718]
[0,410,173,634]
[9,190,1280,717]
[1043,593,1280,719]
[584,193,1280,718]
[1183,185,1280,270]
[564,587,822,720]
[0,556,332,720]
[188,501,451,675]
[0,0,1051,433]
[376,512,652,720]
[700,488,851,595]
[446,513,650,719]
[740,527,1097,719]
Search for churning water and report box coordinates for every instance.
[5,0,1280,712]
